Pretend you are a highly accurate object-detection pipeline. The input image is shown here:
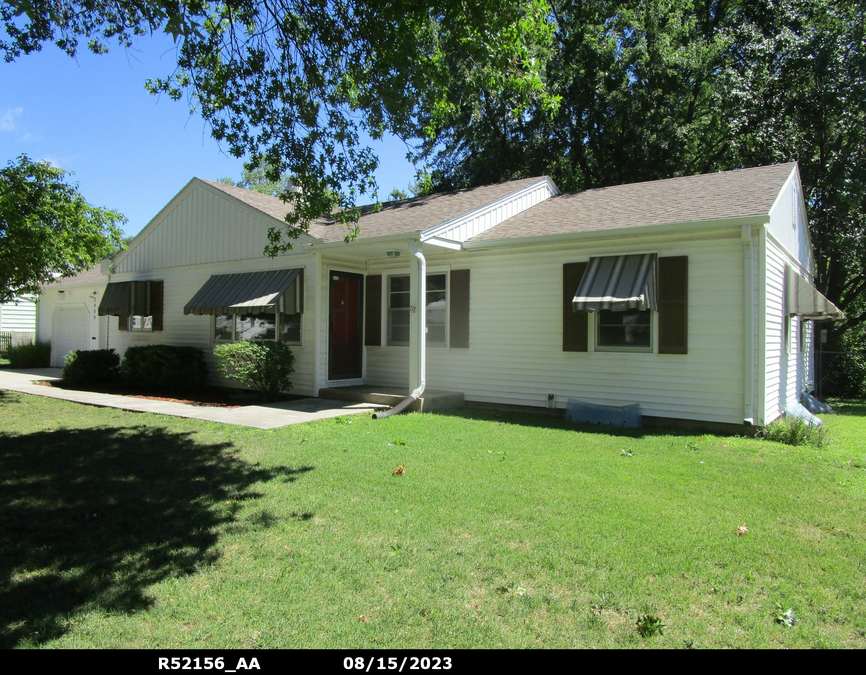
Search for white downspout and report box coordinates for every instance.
[410,240,427,399]
[374,239,426,419]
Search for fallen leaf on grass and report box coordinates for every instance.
[359,615,368,623]
[392,464,405,475]
[736,524,749,536]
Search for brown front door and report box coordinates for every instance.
[329,272,364,381]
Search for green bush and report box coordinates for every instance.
[121,345,208,392]
[214,341,294,401]
[63,349,121,386]
[760,416,828,447]
[6,340,51,368]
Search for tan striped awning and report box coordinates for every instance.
[785,266,844,321]
[184,269,302,316]
[573,254,657,312]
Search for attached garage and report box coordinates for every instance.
[37,267,108,366]
[52,306,90,367]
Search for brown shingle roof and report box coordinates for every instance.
[42,266,106,289]
[200,176,546,243]
[470,163,797,243]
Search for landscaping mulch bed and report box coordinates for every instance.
[33,380,304,408]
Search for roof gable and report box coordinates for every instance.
[112,179,317,274]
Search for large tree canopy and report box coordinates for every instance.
[0,155,126,303]
[1,0,557,253]
[421,0,866,346]
[4,0,864,353]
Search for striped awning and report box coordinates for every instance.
[785,266,844,321]
[184,268,302,316]
[573,254,657,312]
[97,282,132,316]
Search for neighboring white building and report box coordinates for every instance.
[37,267,108,367]
[98,163,841,428]
[1,296,37,334]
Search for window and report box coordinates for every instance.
[388,276,411,345]
[387,273,447,347]
[108,280,163,332]
[596,309,652,351]
[129,315,153,332]
[214,312,301,344]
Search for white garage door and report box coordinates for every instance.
[54,306,90,367]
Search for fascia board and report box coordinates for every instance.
[463,214,770,251]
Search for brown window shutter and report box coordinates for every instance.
[658,256,688,354]
[450,269,470,348]
[149,280,164,331]
[117,315,128,331]
[364,274,382,347]
[563,262,588,352]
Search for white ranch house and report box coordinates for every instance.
[46,162,839,428]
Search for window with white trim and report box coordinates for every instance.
[214,312,301,344]
[129,315,153,332]
[387,273,447,347]
[595,309,653,352]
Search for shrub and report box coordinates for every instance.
[6,340,51,368]
[121,345,208,392]
[63,349,121,386]
[214,341,294,401]
[760,416,828,447]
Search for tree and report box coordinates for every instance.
[0,155,126,303]
[420,0,866,347]
[218,162,295,198]
[1,0,557,253]
[387,187,409,202]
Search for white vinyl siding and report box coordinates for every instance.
[114,182,293,274]
[366,228,747,425]
[0,299,36,332]
[767,170,813,273]
[764,235,811,423]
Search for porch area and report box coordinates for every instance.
[318,384,465,413]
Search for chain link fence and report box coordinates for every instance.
[816,350,866,399]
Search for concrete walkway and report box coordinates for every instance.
[0,368,386,429]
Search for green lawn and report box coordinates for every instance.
[1,391,864,649]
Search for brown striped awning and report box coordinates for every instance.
[784,266,844,321]
[184,269,302,316]
[573,254,657,312]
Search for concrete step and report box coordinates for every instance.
[318,386,464,412]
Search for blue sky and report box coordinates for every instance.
[0,33,417,238]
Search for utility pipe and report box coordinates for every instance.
[374,240,426,419]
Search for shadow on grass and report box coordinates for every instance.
[0,390,21,403]
[433,407,700,439]
[0,425,313,648]
[826,399,866,417]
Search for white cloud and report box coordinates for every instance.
[20,132,42,142]
[0,107,23,132]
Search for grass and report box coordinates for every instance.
[1,392,864,649]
